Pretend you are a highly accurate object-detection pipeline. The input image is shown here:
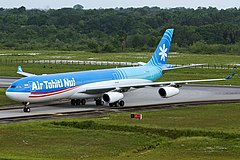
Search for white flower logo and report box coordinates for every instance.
[159,44,168,61]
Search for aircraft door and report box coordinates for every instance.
[28,81,33,92]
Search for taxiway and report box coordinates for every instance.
[0,77,18,88]
[0,85,239,122]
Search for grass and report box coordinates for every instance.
[0,50,240,65]
[167,53,240,65]
[0,63,116,77]
[0,124,155,159]
[0,103,240,159]
[0,50,150,62]
[91,104,240,133]
[0,88,15,106]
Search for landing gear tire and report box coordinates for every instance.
[81,99,86,105]
[76,99,81,105]
[22,102,30,113]
[109,100,125,107]
[23,107,30,113]
[95,99,104,106]
[109,101,119,107]
[109,103,114,107]
[71,99,76,105]
[71,99,86,106]
[119,100,125,107]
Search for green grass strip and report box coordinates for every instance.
[51,120,240,140]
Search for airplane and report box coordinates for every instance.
[5,29,235,112]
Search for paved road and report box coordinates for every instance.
[124,85,240,106]
[0,85,240,120]
[0,77,18,88]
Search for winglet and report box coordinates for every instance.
[225,72,236,80]
[17,66,23,73]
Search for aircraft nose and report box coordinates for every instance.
[6,91,14,100]
[5,91,18,101]
[6,90,29,102]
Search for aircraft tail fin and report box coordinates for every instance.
[146,29,174,66]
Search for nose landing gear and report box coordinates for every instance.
[22,102,31,113]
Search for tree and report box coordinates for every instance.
[73,4,84,10]
[0,6,239,53]
[118,31,127,51]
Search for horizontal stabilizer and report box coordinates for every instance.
[162,64,204,72]
[137,62,146,66]
[225,72,236,80]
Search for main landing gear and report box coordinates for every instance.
[109,100,125,107]
[71,99,86,106]
[22,102,30,113]
[95,98,104,106]
[70,99,125,107]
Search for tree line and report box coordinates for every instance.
[0,6,240,54]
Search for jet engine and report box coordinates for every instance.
[103,92,124,103]
[158,87,180,98]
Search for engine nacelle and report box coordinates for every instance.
[103,92,124,103]
[158,87,180,98]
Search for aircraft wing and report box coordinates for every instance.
[81,73,236,94]
[130,72,236,88]
[17,66,36,77]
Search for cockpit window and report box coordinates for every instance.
[11,85,22,89]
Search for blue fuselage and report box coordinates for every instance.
[7,65,163,94]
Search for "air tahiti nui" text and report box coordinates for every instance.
[31,78,76,91]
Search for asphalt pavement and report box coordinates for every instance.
[0,85,239,120]
[0,77,18,88]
